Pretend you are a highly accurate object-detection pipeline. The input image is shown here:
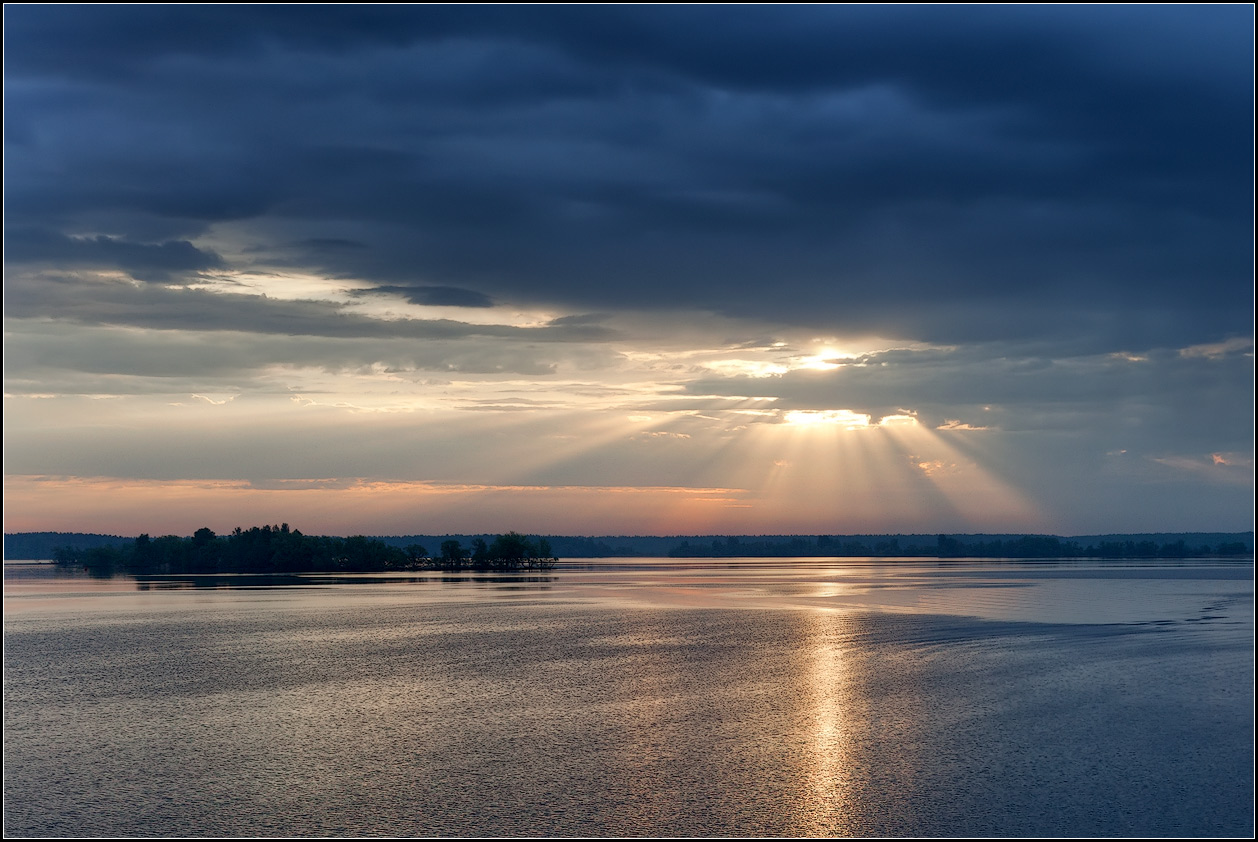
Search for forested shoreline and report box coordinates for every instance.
[47,525,556,576]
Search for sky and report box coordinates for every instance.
[3,5,1254,538]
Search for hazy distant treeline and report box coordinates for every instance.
[5,532,131,560]
[668,534,1253,559]
[48,525,555,575]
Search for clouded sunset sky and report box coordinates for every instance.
[3,5,1253,538]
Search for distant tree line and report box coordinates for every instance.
[669,534,1253,559]
[52,525,556,576]
[5,531,130,560]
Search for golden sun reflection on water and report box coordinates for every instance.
[793,610,863,837]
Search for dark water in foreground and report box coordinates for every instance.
[3,558,1254,837]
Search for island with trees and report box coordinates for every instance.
[50,525,556,576]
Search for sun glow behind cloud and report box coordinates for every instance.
[7,279,1252,537]
[5,343,1049,536]
[744,405,1044,533]
[783,409,872,429]
[6,293,1243,536]
[3,265,1250,536]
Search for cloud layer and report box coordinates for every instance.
[4,5,1253,535]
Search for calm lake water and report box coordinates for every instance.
[3,558,1254,837]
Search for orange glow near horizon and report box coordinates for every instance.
[2,474,760,537]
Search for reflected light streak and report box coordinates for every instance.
[795,611,860,836]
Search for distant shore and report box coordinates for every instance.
[5,530,1252,562]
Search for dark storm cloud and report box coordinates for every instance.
[4,5,1252,347]
[291,238,368,251]
[5,227,224,282]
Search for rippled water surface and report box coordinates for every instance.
[4,558,1253,837]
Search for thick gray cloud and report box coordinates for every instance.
[4,5,1252,347]
[6,228,224,281]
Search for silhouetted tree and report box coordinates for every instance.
[438,540,467,568]
[489,532,532,565]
